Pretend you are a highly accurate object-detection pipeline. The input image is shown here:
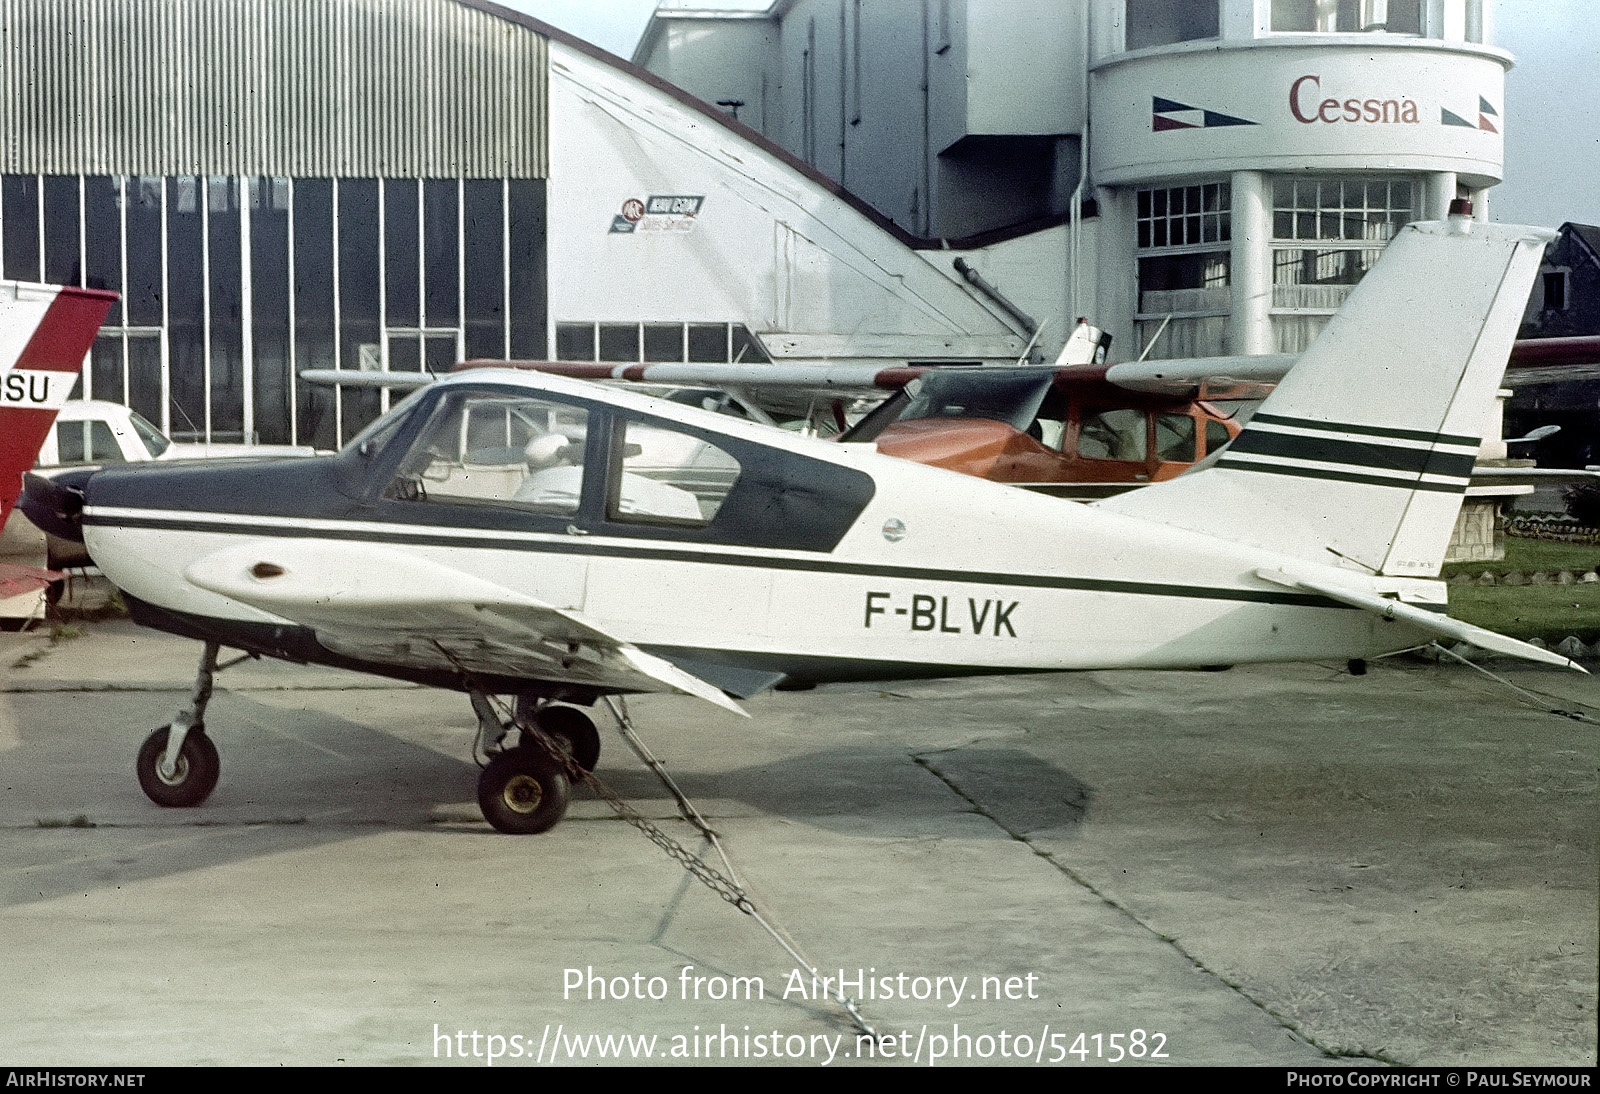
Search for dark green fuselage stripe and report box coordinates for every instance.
[1229,429,1476,478]
[1249,412,1479,448]
[1216,457,1467,493]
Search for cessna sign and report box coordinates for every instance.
[1289,75,1421,125]
[1089,42,1508,186]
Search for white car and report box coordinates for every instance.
[38,400,317,467]
[5,401,319,582]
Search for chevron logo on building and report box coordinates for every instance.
[1152,96,1257,131]
[1441,96,1498,132]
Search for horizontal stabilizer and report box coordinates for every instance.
[1255,566,1586,672]
[0,562,62,600]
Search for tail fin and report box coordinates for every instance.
[0,281,117,527]
[1097,218,1553,577]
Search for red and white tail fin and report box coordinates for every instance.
[0,281,117,527]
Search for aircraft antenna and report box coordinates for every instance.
[1015,318,1049,367]
[1135,315,1172,363]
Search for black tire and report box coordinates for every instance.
[136,725,220,807]
[477,748,571,834]
[535,706,601,773]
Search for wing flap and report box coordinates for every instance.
[183,540,748,714]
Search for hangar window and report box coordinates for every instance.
[1270,176,1416,349]
[555,322,772,364]
[1,172,546,453]
[1137,183,1230,249]
[1136,183,1230,359]
[1544,271,1568,312]
[556,324,596,362]
[1270,0,1422,35]
[1124,0,1219,50]
[599,324,640,362]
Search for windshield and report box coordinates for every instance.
[839,370,1056,442]
[341,387,432,462]
[127,411,171,458]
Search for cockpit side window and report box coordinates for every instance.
[1078,408,1149,461]
[608,418,742,527]
[1154,413,1197,462]
[342,387,430,464]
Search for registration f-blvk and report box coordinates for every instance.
[21,218,1583,834]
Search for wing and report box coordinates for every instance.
[297,369,437,391]
[1096,354,1298,397]
[1254,566,1586,673]
[0,562,61,600]
[183,540,747,715]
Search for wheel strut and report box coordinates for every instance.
[136,641,253,808]
[160,641,221,779]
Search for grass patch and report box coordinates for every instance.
[1442,536,1600,578]
[1447,582,1600,644]
[48,585,129,624]
[9,620,87,669]
[1442,536,1600,643]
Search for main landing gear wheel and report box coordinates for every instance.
[535,706,601,772]
[513,699,601,773]
[477,748,572,835]
[136,725,221,807]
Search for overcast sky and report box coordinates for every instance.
[494,0,1599,229]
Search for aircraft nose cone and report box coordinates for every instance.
[18,470,88,543]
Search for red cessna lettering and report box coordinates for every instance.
[863,591,1018,637]
[1290,75,1419,124]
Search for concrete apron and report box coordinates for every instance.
[0,620,1594,1066]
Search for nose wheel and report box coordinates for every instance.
[136,724,221,807]
[135,641,235,808]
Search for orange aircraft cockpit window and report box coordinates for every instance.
[1078,408,1148,461]
[1154,414,1197,462]
[1204,418,1233,457]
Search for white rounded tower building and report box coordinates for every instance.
[1088,0,1508,359]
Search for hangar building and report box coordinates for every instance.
[0,0,1025,449]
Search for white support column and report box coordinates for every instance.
[1426,171,1458,220]
[1219,0,1266,41]
[1095,185,1137,358]
[1470,185,1491,221]
[1229,169,1273,356]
